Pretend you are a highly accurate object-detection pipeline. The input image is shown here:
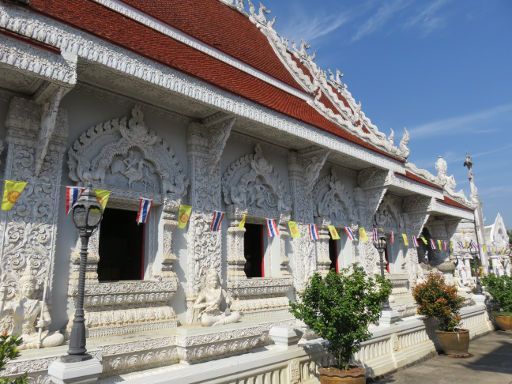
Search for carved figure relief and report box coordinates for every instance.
[192,270,241,326]
[374,195,404,231]
[313,169,356,226]
[223,144,291,218]
[0,265,63,349]
[68,105,188,200]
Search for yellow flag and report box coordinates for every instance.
[238,213,247,229]
[449,241,454,251]
[420,236,428,245]
[177,204,192,229]
[288,221,300,239]
[328,225,340,240]
[401,233,409,247]
[94,189,111,211]
[1,180,27,211]
[482,245,487,253]
[437,239,442,250]
[359,227,368,242]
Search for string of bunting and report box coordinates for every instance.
[2,179,509,255]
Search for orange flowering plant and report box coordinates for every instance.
[412,272,465,331]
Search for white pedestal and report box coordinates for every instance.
[472,293,486,306]
[48,356,103,384]
[379,309,401,327]
[269,325,300,349]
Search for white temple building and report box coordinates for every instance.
[0,0,502,382]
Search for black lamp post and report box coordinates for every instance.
[66,188,103,361]
[373,232,391,311]
[469,246,483,295]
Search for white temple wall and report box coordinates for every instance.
[52,84,192,328]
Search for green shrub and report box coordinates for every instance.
[289,265,391,370]
[412,273,465,332]
[481,274,512,314]
[0,333,28,384]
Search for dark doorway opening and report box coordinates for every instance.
[244,223,264,278]
[329,238,339,272]
[98,208,145,282]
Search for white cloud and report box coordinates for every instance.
[404,0,449,35]
[351,0,410,42]
[408,103,512,139]
[278,9,352,43]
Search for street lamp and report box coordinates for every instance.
[67,188,103,361]
[469,246,483,295]
[373,232,391,311]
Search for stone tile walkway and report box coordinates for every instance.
[374,331,512,384]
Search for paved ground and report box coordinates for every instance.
[374,331,512,384]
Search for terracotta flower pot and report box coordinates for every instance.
[494,313,512,331]
[319,367,366,384]
[435,329,470,357]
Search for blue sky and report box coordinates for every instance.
[264,0,512,229]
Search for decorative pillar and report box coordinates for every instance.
[403,196,431,284]
[226,214,246,280]
[186,116,234,323]
[356,168,390,276]
[278,216,291,277]
[316,224,331,276]
[0,95,67,306]
[287,150,328,290]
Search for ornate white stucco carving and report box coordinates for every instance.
[223,144,291,219]
[241,1,410,160]
[435,156,467,200]
[186,117,234,322]
[0,97,67,342]
[374,194,404,232]
[314,169,357,227]
[68,105,188,201]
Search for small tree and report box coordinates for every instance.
[412,273,465,331]
[481,274,512,314]
[0,333,28,384]
[290,266,391,371]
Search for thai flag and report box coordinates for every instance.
[412,236,419,248]
[469,239,478,251]
[266,218,280,238]
[65,186,84,215]
[372,227,378,242]
[430,239,436,250]
[309,223,319,241]
[210,210,224,231]
[344,226,355,241]
[136,197,153,224]
[390,230,395,245]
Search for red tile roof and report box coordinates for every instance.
[28,0,404,162]
[395,171,443,190]
[120,0,305,93]
[440,196,474,212]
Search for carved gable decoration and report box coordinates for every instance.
[68,106,188,201]
[222,145,291,218]
[374,195,404,231]
[313,169,356,226]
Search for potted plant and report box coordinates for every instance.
[290,266,391,384]
[412,272,468,356]
[481,274,512,330]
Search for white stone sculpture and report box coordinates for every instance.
[193,270,241,327]
[0,265,64,349]
[435,156,466,200]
